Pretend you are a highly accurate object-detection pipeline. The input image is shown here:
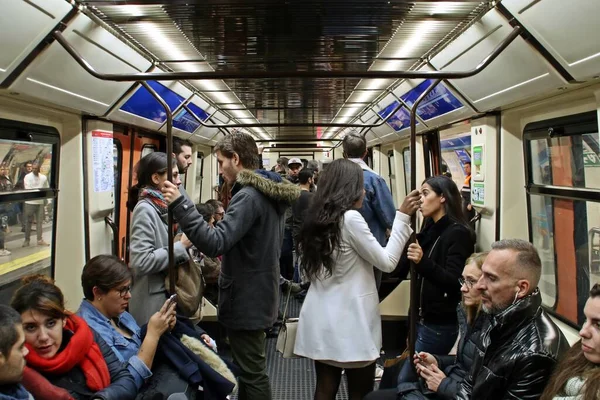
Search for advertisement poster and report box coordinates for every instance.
[472,182,485,206]
[92,130,114,193]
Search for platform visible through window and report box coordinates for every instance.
[525,112,600,326]
[0,129,58,305]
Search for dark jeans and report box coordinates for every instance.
[397,321,458,384]
[364,388,434,400]
[23,203,43,242]
[279,230,294,280]
[226,328,271,400]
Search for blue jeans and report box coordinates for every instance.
[397,321,458,385]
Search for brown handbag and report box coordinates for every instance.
[165,234,206,321]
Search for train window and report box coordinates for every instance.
[141,144,156,158]
[524,111,600,326]
[0,120,59,304]
[440,135,471,189]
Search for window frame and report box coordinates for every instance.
[0,118,61,283]
[523,110,600,329]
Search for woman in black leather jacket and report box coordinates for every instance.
[397,175,475,383]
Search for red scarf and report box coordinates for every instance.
[24,314,111,392]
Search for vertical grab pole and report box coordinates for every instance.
[140,81,176,295]
[408,79,441,365]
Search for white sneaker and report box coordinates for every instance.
[375,365,384,379]
[0,249,11,256]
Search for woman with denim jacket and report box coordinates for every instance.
[11,275,138,400]
[76,255,177,390]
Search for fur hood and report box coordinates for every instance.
[236,169,301,206]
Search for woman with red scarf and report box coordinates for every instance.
[10,275,138,400]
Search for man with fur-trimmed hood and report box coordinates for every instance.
[163,132,300,400]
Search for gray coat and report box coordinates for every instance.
[170,170,300,330]
[129,200,189,325]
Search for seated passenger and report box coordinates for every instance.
[364,252,488,400]
[540,283,600,400]
[457,239,569,399]
[293,159,421,400]
[10,275,137,400]
[127,152,193,325]
[76,255,194,392]
[0,305,31,400]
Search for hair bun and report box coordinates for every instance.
[21,274,54,286]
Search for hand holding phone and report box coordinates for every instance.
[166,294,178,310]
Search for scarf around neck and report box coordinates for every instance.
[24,314,110,392]
[139,186,168,215]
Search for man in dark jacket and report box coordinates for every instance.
[163,132,300,400]
[457,239,569,399]
[0,305,31,400]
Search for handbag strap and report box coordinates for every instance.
[281,283,293,321]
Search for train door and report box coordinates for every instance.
[112,126,161,263]
[523,111,600,326]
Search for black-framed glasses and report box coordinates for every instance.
[115,285,132,298]
[458,277,477,289]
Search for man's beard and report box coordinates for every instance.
[481,297,512,315]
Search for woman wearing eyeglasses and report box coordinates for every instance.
[366,252,488,400]
[76,255,177,392]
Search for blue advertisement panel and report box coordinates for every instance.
[441,136,471,150]
[403,79,464,121]
[120,81,186,123]
[173,102,210,133]
[377,101,416,132]
[378,80,463,131]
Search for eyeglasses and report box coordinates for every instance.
[458,277,477,289]
[115,285,132,298]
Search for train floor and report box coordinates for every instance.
[224,294,370,400]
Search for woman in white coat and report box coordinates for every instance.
[294,159,421,400]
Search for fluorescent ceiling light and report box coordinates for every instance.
[430,2,467,15]
[379,20,441,71]
[474,73,549,103]
[115,5,147,17]
[26,78,109,106]
[0,67,5,72]
[570,51,600,66]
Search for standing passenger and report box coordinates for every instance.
[162,132,300,400]
[343,133,396,289]
[294,159,421,400]
[173,137,194,202]
[127,153,192,325]
[22,163,49,247]
[396,175,475,384]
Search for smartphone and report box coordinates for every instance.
[166,294,178,309]
[415,351,426,363]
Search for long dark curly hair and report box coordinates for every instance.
[298,159,364,281]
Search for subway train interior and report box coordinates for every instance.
[0,0,599,398]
